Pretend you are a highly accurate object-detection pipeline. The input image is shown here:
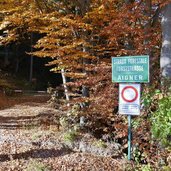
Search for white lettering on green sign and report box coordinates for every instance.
[113,59,127,64]
[117,75,143,81]
[112,56,149,83]
[116,66,144,72]
[127,58,147,64]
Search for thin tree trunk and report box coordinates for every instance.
[81,46,90,108]
[4,45,9,67]
[144,0,152,49]
[29,33,33,82]
[15,58,19,73]
[15,45,19,73]
[61,68,70,102]
[144,0,153,83]
[160,3,171,78]
[82,46,89,98]
[77,0,90,16]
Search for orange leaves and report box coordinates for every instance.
[101,1,161,56]
[159,0,171,8]
[65,72,87,79]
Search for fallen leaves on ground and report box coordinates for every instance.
[0,102,128,171]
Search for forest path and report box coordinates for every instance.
[0,98,125,170]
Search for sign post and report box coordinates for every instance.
[128,115,131,160]
[112,55,149,161]
[119,83,140,160]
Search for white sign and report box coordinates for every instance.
[119,84,141,115]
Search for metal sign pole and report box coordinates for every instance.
[112,56,149,161]
[128,115,131,160]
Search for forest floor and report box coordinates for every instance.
[0,94,128,171]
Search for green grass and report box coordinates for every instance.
[25,160,50,171]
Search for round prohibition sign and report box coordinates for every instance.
[121,86,138,103]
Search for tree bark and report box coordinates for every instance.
[15,45,19,73]
[4,45,9,67]
[61,68,70,102]
[29,33,33,82]
[81,46,90,107]
[160,3,171,78]
[77,0,90,16]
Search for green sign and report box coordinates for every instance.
[112,55,149,83]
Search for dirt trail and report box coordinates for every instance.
[0,101,126,171]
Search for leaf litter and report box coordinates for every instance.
[0,102,127,171]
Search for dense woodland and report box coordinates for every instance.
[0,0,171,170]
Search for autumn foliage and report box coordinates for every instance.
[0,0,171,168]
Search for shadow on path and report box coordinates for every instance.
[0,147,72,162]
[0,112,60,129]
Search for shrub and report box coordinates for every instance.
[151,94,171,147]
[63,129,78,143]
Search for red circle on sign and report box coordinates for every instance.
[121,86,138,102]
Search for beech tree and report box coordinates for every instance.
[160,2,171,79]
[0,0,163,117]
[1,0,171,165]
[0,0,167,114]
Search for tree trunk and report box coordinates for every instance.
[80,47,90,108]
[144,0,152,33]
[15,58,19,73]
[4,46,9,67]
[29,33,33,82]
[61,68,70,102]
[77,0,90,16]
[82,46,89,97]
[15,45,19,73]
[160,3,171,78]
